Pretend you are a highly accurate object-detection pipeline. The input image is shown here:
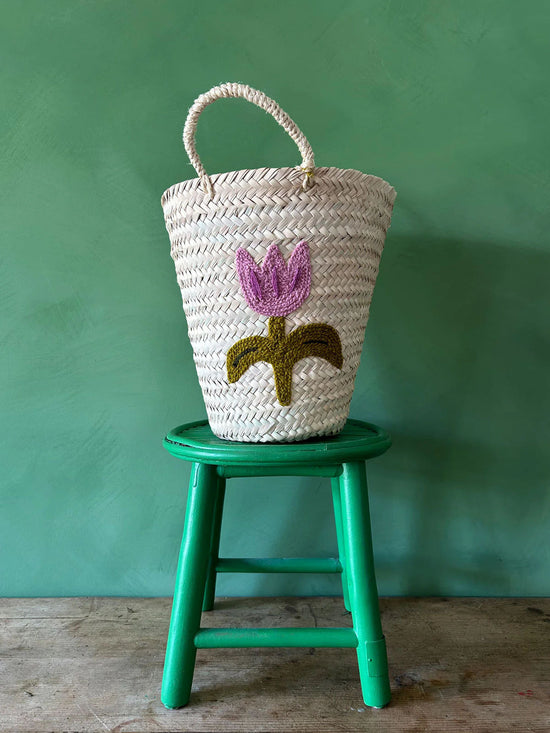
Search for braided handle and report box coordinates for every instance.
[183,82,316,197]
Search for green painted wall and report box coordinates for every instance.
[1,1,549,597]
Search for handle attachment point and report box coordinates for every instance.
[299,165,315,191]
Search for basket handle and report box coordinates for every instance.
[183,82,316,197]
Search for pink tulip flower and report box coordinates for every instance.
[235,240,312,317]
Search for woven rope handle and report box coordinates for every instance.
[183,82,316,197]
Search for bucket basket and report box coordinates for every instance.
[161,83,396,442]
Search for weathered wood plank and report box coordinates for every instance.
[1,597,549,732]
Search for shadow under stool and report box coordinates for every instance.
[161,418,391,709]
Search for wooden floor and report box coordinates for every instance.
[1,597,549,732]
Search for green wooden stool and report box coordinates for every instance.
[161,418,391,709]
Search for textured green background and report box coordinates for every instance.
[1,1,549,597]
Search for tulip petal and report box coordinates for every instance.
[287,240,311,305]
[262,243,287,280]
[249,269,262,300]
[236,247,263,309]
[271,266,279,297]
[289,266,300,292]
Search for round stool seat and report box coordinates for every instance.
[164,418,391,466]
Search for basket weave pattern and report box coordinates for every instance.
[162,84,396,442]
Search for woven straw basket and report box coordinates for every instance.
[161,83,396,442]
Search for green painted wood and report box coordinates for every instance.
[161,463,219,709]
[164,419,391,466]
[331,479,351,612]
[202,475,226,612]
[217,464,343,478]
[194,627,358,649]
[162,421,390,707]
[216,557,342,574]
[339,462,391,708]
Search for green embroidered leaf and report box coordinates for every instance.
[226,334,273,384]
[284,323,343,371]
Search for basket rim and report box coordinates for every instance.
[161,165,396,207]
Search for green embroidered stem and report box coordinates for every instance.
[267,317,292,405]
[226,316,343,407]
[267,316,286,344]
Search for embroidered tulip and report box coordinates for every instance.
[227,239,344,406]
[235,240,311,317]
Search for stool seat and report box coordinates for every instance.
[160,418,392,710]
[164,418,391,467]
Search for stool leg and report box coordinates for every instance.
[339,461,391,709]
[331,477,351,612]
[202,474,226,612]
[161,462,219,709]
